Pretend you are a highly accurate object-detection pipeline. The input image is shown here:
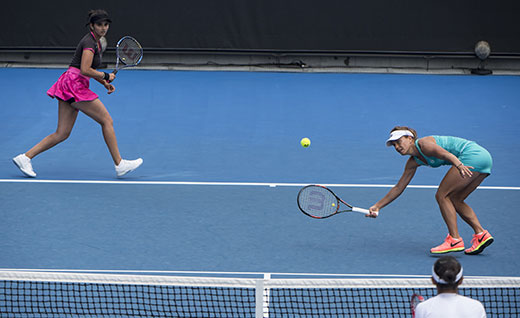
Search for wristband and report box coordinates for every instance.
[103,72,110,81]
[456,163,463,168]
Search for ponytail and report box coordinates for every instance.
[432,256,463,290]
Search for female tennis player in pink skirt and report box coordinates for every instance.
[368,126,493,255]
[13,9,142,178]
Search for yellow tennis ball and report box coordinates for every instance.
[300,137,311,148]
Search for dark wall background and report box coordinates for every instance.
[1,0,519,54]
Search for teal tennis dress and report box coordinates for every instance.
[414,136,492,174]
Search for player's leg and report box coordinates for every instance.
[73,98,142,177]
[14,100,79,177]
[73,98,121,164]
[430,166,478,253]
[449,173,488,233]
[450,173,493,254]
[435,167,479,237]
[26,99,79,158]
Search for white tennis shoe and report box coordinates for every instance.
[13,154,37,178]
[115,158,143,177]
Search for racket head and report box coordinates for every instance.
[410,293,424,317]
[297,185,340,219]
[115,36,143,67]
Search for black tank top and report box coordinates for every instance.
[69,32,102,69]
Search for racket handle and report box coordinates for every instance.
[112,69,118,74]
[353,207,378,216]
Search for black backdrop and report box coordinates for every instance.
[2,0,519,54]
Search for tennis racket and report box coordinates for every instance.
[113,36,143,74]
[410,293,424,317]
[297,185,376,219]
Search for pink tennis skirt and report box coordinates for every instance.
[47,67,98,103]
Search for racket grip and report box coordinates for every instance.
[352,207,377,216]
[112,69,118,74]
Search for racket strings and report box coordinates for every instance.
[118,39,143,65]
[298,186,338,218]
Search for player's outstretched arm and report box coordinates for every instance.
[368,157,419,217]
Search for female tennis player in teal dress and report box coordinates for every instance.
[368,126,494,255]
[12,9,142,178]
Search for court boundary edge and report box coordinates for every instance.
[0,179,518,190]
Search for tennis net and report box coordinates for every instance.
[1,270,519,317]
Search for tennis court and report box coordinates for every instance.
[1,68,520,316]
[2,67,520,272]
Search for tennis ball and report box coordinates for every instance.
[300,137,311,148]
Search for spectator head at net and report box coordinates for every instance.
[431,256,463,293]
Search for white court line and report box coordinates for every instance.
[1,268,518,280]
[0,268,429,278]
[0,179,519,190]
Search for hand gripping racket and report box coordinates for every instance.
[297,185,377,219]
[410,293,424,317]
[113,36,143,74]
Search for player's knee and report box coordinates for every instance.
[54,130,71,142]
[435,190,449,202]
[101,115,114,128]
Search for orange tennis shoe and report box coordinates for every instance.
[430,234,465,254]
[464,230,494,255]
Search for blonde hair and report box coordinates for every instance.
[390,126,417,139]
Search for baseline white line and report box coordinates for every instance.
[0,179,518,190]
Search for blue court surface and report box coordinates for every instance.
[1,68,519,277]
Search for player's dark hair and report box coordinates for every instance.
[434,256,463,290]
[390,126,417,139]
[87,9,111,28]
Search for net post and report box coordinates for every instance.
[256,273,271,318]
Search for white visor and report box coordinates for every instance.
[386,130,414,146]
[432,266,463,285]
